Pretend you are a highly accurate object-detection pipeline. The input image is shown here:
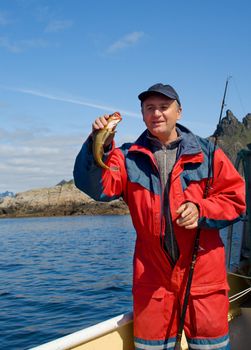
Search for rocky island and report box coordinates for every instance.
[0,181,129,218]
[1,110,250,218]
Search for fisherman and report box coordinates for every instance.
[73,83,246,350]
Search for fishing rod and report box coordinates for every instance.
[174,76,231,350]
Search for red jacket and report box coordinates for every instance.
[74,124,246,335]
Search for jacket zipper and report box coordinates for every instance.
[159,150,175,268]
[167,178,177,264]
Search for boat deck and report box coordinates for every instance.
[229,303,251,349]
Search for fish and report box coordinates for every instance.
[92,112,122,170]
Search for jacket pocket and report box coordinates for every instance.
[186,289,229,338]
[190,231,229,294]
[133,285,175,339]
[190,281,230,295]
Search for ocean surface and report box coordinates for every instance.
[0,215,135,350]
[0,215,243,350]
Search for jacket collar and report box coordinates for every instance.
[129,123,202,158]
[176,123,202,157]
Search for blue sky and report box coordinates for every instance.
[0,0,250,193]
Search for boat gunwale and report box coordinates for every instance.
[28,312,133,350]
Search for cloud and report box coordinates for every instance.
[0,36,49,53]
[0,11,11,26]
[44,19,73,33]
[0,37,20,53]
[34,4,73,31]
[106,31,144,54]
[0,144,59,157]
[0,127,83,193]
[0,85,141,118]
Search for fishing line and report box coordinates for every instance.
[231,76,246,116]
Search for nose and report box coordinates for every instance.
[152,108,162,116]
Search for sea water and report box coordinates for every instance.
[0,215,135,350]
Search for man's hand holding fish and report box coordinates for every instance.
[91,112,122,170]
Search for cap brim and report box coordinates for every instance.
[138,90,178,102]
[138,91,171,101]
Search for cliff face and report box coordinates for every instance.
[211,110,251,164]
[0,182,129,218]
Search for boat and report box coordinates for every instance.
[29,146,251,350]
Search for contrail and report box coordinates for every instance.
[0,85,141,118]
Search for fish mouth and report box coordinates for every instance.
[106,112,122,131]
[108,120,121,131]
[111,112,122,121]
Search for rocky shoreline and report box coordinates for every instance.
[0,182,129,218]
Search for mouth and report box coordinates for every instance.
[152,121,163,127]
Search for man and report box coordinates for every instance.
[73,83,246,350]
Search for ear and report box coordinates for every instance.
[177,106,182,120]
[141,107,145,120]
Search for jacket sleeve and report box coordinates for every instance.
[191,148,246,229]
[73,136,127,202]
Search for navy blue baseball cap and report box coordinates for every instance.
[138,83,181,105]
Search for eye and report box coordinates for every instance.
[146,106,154,112]
[161,104,170,110]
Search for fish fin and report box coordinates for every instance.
[109,166,119,171]
[101,165,119,171]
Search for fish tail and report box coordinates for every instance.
[98,159,111,170]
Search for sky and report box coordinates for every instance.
[0,0,250,193]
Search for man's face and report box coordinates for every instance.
[141,94,182,143]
